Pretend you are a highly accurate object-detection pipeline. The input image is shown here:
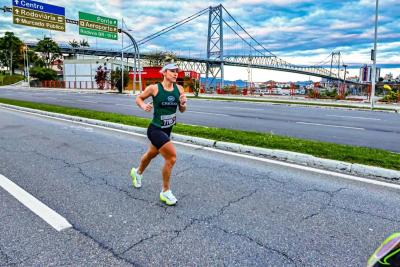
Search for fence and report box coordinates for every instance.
[35,80,113,90]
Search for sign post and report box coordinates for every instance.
[78,11,118,40]
[12,0,65,32]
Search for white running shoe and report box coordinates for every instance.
[160,190,177,206]
[130,168,142,188]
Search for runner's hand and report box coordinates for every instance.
[142,102,153,112]
[179,94,187,107]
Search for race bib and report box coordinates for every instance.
[160,113,176,128]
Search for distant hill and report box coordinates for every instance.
[200,77,313,87]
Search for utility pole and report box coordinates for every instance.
[121,18,124,94]
[371,0,379,109]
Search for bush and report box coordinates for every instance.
[29,67,58,81]
[0,74,24,85]
[381,90,400,103]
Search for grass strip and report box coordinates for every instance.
[188,96,397,112]
[0,74,24,86]
[1,97,399,171]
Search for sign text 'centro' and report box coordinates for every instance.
[12,0,65,32]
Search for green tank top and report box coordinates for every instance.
[151,82,181,128]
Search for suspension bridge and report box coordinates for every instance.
[18,4,355,86]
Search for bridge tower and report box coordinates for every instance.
[206,4,224,92]
[329,51,341,79]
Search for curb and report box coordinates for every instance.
[189,96,400,113]
[1,103,399,183]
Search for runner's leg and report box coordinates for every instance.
[158,141,176,192]
[137,144,159,174]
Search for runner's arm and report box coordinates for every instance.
[136,85,155,112]
[178,85,187,113]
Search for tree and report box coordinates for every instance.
[79,39,90,48]
[111,67,128,93]
[68,39,79,48]
[0,32,23,74]
[35,37,61,68]
[29,66,57,81]
[17,48,40,71]
[95,65,109,89]
[146,51,177,67]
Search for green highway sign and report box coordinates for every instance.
[79,11,118,40]
[12,0,65,32]
[79,27,118,40]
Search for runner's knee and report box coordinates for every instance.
[165,155,176,167]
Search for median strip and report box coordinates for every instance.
[188,96,399,112]
[0,97,399,174]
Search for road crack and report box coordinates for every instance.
[301,187,347,221]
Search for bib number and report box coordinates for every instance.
[161,113,176,128]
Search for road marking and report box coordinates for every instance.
[115,104,133,107]
[0,174,72,231]
[326,115,381,121]
[197,148,400,191]
[2,105,399,191]
[296,121,365,130]
[188,111,230,116]
[223,107,264,111]
[77,100,97,104]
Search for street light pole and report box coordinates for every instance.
[370,0,379,109]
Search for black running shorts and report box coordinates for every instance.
[147,123,173,149]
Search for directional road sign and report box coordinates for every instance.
[12,0,65,32]
[79,11,118,40]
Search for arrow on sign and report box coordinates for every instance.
[14,0,19,5]
[15,17,20,22]
[15,9,19,14]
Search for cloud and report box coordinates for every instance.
[0,0,398,77]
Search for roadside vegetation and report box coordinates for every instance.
[0,73,24,85]
[187,96,398,112]
[0,98,399,171]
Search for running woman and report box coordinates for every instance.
[131,63,187,206]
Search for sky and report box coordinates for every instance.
[0,0,399,82]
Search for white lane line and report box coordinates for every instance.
[115,104,133,107]
[77,100,97,104]
[0,174,72,231]
[188,111,230,116]
[2,106,399,191]
[199,148,400,191]
[223,107,264,111]
[296,121,365,130]
[326,115,381,121]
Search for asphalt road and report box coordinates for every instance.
[1,107,400,266]
[1,87,400,152]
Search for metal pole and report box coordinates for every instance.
[219,4,224,89]
[121,29,142,93]
[205,6,212,92]
[23,45,27,82]
[121,18,124,93]
[26,45,30,87]
[371,0,379,109]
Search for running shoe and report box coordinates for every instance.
[160,190,177,206]
[130,168,142,188]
